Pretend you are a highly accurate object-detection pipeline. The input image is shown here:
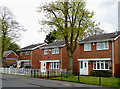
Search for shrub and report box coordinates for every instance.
[73,72,78,76]
[90,70,112,77]
[64,74,69,78]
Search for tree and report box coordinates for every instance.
[0,24,2,67]
[38,0,100,75]
[0,6,25,65]
[7,41,20,54]
[45,27,104,43]
[44,30,56,44]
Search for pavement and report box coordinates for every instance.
[1,74,117,89]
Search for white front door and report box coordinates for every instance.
[17,61,21,68]
[41,62,46,72]
[80,61,88,75]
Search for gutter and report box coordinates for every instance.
[40,45,65,49]
[112,40,115,77]
[78,39,114,44]
[61,48,62,70]
[31,51,32,66]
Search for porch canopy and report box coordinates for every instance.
[78,58,112,61]
[16,60,31,68]
[17,60,31,62]
[39,60,60,63]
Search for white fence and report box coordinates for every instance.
[0,68,66,77]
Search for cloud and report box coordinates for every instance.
[86,0,119,32]
[0,0,119,47]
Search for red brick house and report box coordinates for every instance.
[31,41,78,72]
[17,43,45,68]
[35,41,68,72]
[3,50,18,67]
[77,31,120,77]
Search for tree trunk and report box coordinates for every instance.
[67,51,73,75]
[1,34,5,67]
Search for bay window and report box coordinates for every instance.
[49,62,59,69]
[93,61,109,70]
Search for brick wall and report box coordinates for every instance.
[32,46,79,72]
[78,41,113,75]
[32,48,41,69]
[18,51,31,60]
[79,42,112,59]
[114,37,120,77]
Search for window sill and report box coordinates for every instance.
[84,50,91,52]
[44,54,49,55]
[96,49,109,51]
[52,53,59,54]
[93,69,109,70]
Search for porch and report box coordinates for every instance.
[78,58,112,75]
[16,60,31,68]
[39,60,61,72]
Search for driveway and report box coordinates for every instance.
[1,74,117,89]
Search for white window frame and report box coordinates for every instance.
[44,49,49,55]
[97,42,109,50]
[20,52,23,56]
[84,43,91,51]
[52,48,59,54]
[93,61,109,70]
[49,62,59,69]
[25,51,30,55]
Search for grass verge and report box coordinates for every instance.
[51,75,120,88]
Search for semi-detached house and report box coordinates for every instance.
[3,50,18,67]
[17,43,45,68]
[17,31,120,77]
[78,31,120,77]
[32,41,79,72]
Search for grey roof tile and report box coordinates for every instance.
[41,41,65,48]
[19,43,45,51]
[80,31,120,43]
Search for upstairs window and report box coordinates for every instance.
[44,49,49,55]
[84,43,91,51]
[20,52,23,56]
[25,51,30,55]
[97,42,109,50]
[52,48,59,54]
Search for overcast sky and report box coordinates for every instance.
[0,0,119,48]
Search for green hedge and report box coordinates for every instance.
[90,70,112,77]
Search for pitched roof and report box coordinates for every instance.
[3,50,18,57]
[79,31,120,43]
[41,41,65,49]
[18,43,45,51]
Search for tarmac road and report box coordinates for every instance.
[1,74,117,89]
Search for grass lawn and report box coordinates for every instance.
[51,75,120,88]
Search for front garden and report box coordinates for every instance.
[51,75,120,88]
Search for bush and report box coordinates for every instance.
[90,70,112,77]
[64,74,69,78]
[73,72,78,76]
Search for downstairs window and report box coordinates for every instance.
[49,62,59,69]
[93,61,109,70]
